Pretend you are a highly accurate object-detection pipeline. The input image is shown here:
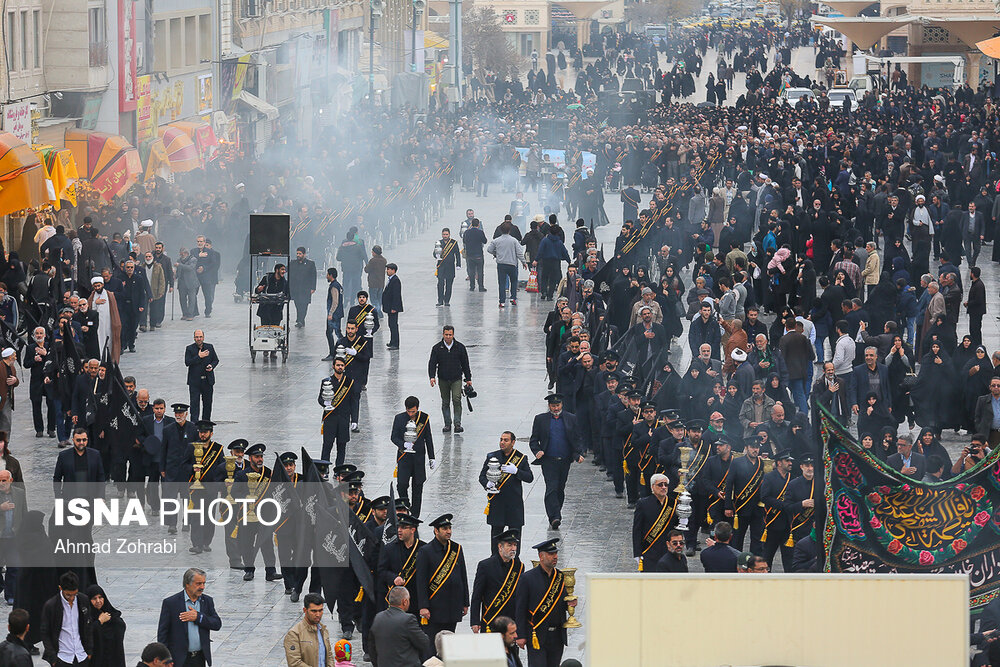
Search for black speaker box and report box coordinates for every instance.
[538,119,570,146]
[250,213,290,256]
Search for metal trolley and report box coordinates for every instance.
[248,253,290,363]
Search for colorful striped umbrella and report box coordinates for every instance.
[65,129,142,202]
[158,126,200,172]
[0,132,47,215]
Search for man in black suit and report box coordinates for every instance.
[157,567,222,667]
[23,325,55,438]
[966,265,987,346]
[700,521,740,572]
[53,427,106,491]
[887,434,926,480]
[470,530,524,634]
[632,472,673,571]
[390,396,435,517]
[138,398,175,509]
[39,571,92,666]
[184,330,218,422]
[370,586,430,667]
[434,228,461,307]
[288,246,317,328]
[529,394,584,531]
[194,235,220,318]
[160,403,197,534]
[382,263,403,350]
[962,201,986,267]
[478,432,533,553]
[975,377,1000,446]
[848,347,892,416]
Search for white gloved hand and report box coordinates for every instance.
[500,463,519,475]
[345,347,357,356]
[323,402,332,409]
[486,481,498,493]
[403,442,414,452]
[428,459,437,470]
[635,557,641,567]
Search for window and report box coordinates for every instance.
[169,17,182,69]
[89,7,106,66]
[199,14,211,63]
[32,10,40,68]
[184,15,196,66]
[5,12,14,71]
[501,9,517,24]
[19,12,27,73]
[525,9,539,24]
[153,19,167,71]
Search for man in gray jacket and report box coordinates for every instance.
[485,221,526,308]
[371,586,429,667]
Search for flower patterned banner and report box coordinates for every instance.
[821,409,1000,615]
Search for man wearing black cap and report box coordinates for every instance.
[346,471,373,523]
[681,419,713,556]
[615,390,643,508]
[632,472,674,572]
[391,397,435,517]
[632,402,660,499]
[471,530,523,637]
[273,451,301,594]
[479,431,533,554]
[189,420,225,555]
[703,437,736,528]
[590,369,619,470]
[415,514,468,642]
[761,450,795,569]
[516,539,573,667]
[604,385,631,499]
[160,403,197,534]
[336,321,372,432]
[377,513,424,615]
[786,455,818,548]
[654,414,683,488]
[360,495,390,657]
[223,439,248,567]
[346,290,379,337]
[529,394,584,530]
[235,443,279,582]
[725,436,764,552]
[318,357,357,466]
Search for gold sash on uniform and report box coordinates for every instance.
[395,413,429,478]
[787,479,816,547]
[436,239,458,274]
[342,338,369,367]
[186,442,223,509]
[641,497,673,556]
[353,304,373,326]
[386,540,421,604]
[705,461,731,525]
[428,541,462,599]
[530,569,565,649]
[230,469,272,538]
[485,451,525,515]
[761,473,791,543]
[321,375,353,432]
[483,558,523,628]
[732,458,763,530]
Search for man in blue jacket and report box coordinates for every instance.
[157,567,222,667]
[529,394,584,530]
[536,226,571,301]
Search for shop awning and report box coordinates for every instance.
[168,120,219,156]
[237,90,279,121]
[158,126,201,172]
[811,16,916,50]
[0,132,47,215]
[977,35,1000,59]
[141,139,171,182]
[32,145,80,209]
[65,128,142,202]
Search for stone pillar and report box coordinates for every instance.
[968,51,982,91]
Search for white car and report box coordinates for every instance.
[780,88,815,106]
[827,88,857,109]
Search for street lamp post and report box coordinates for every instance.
[411,0,425,72]
[369,0,384,103]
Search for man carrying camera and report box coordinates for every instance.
[428,326,473,433]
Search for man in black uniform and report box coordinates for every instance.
[415,514,469,643]
[655,416,683,489]
[478,431,533,553]
[615,391,643,508]
[435,228,461,307]
[319,357,357,466]
[274,451,301,594]
[787,454,818,545]
[529,394,584,530]
[470,530,524,636]
[336,321,372,430]
[360,495,390,657]
[118,259,151,353]
[224,439,248,567]
[377,513,424,614]
[603,385,629,498]
[235,443,280,582]
[188,420,225,554]
[681,419,713,556]
[346,291,380,336]
[289,247,317,328]
[462,218,488,292]
[632,472,674,572]
[726,436,765,552]
[516,538,575,667]
[702,436,736,528]
[631,402,659,498]
[761,450,795,570]
[390,396,435,518]
[160,403,196,534]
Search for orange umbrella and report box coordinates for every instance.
[157,126,200,172]
[168,120,218,158]
[0,131,47,215]
[65,128,142,202]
